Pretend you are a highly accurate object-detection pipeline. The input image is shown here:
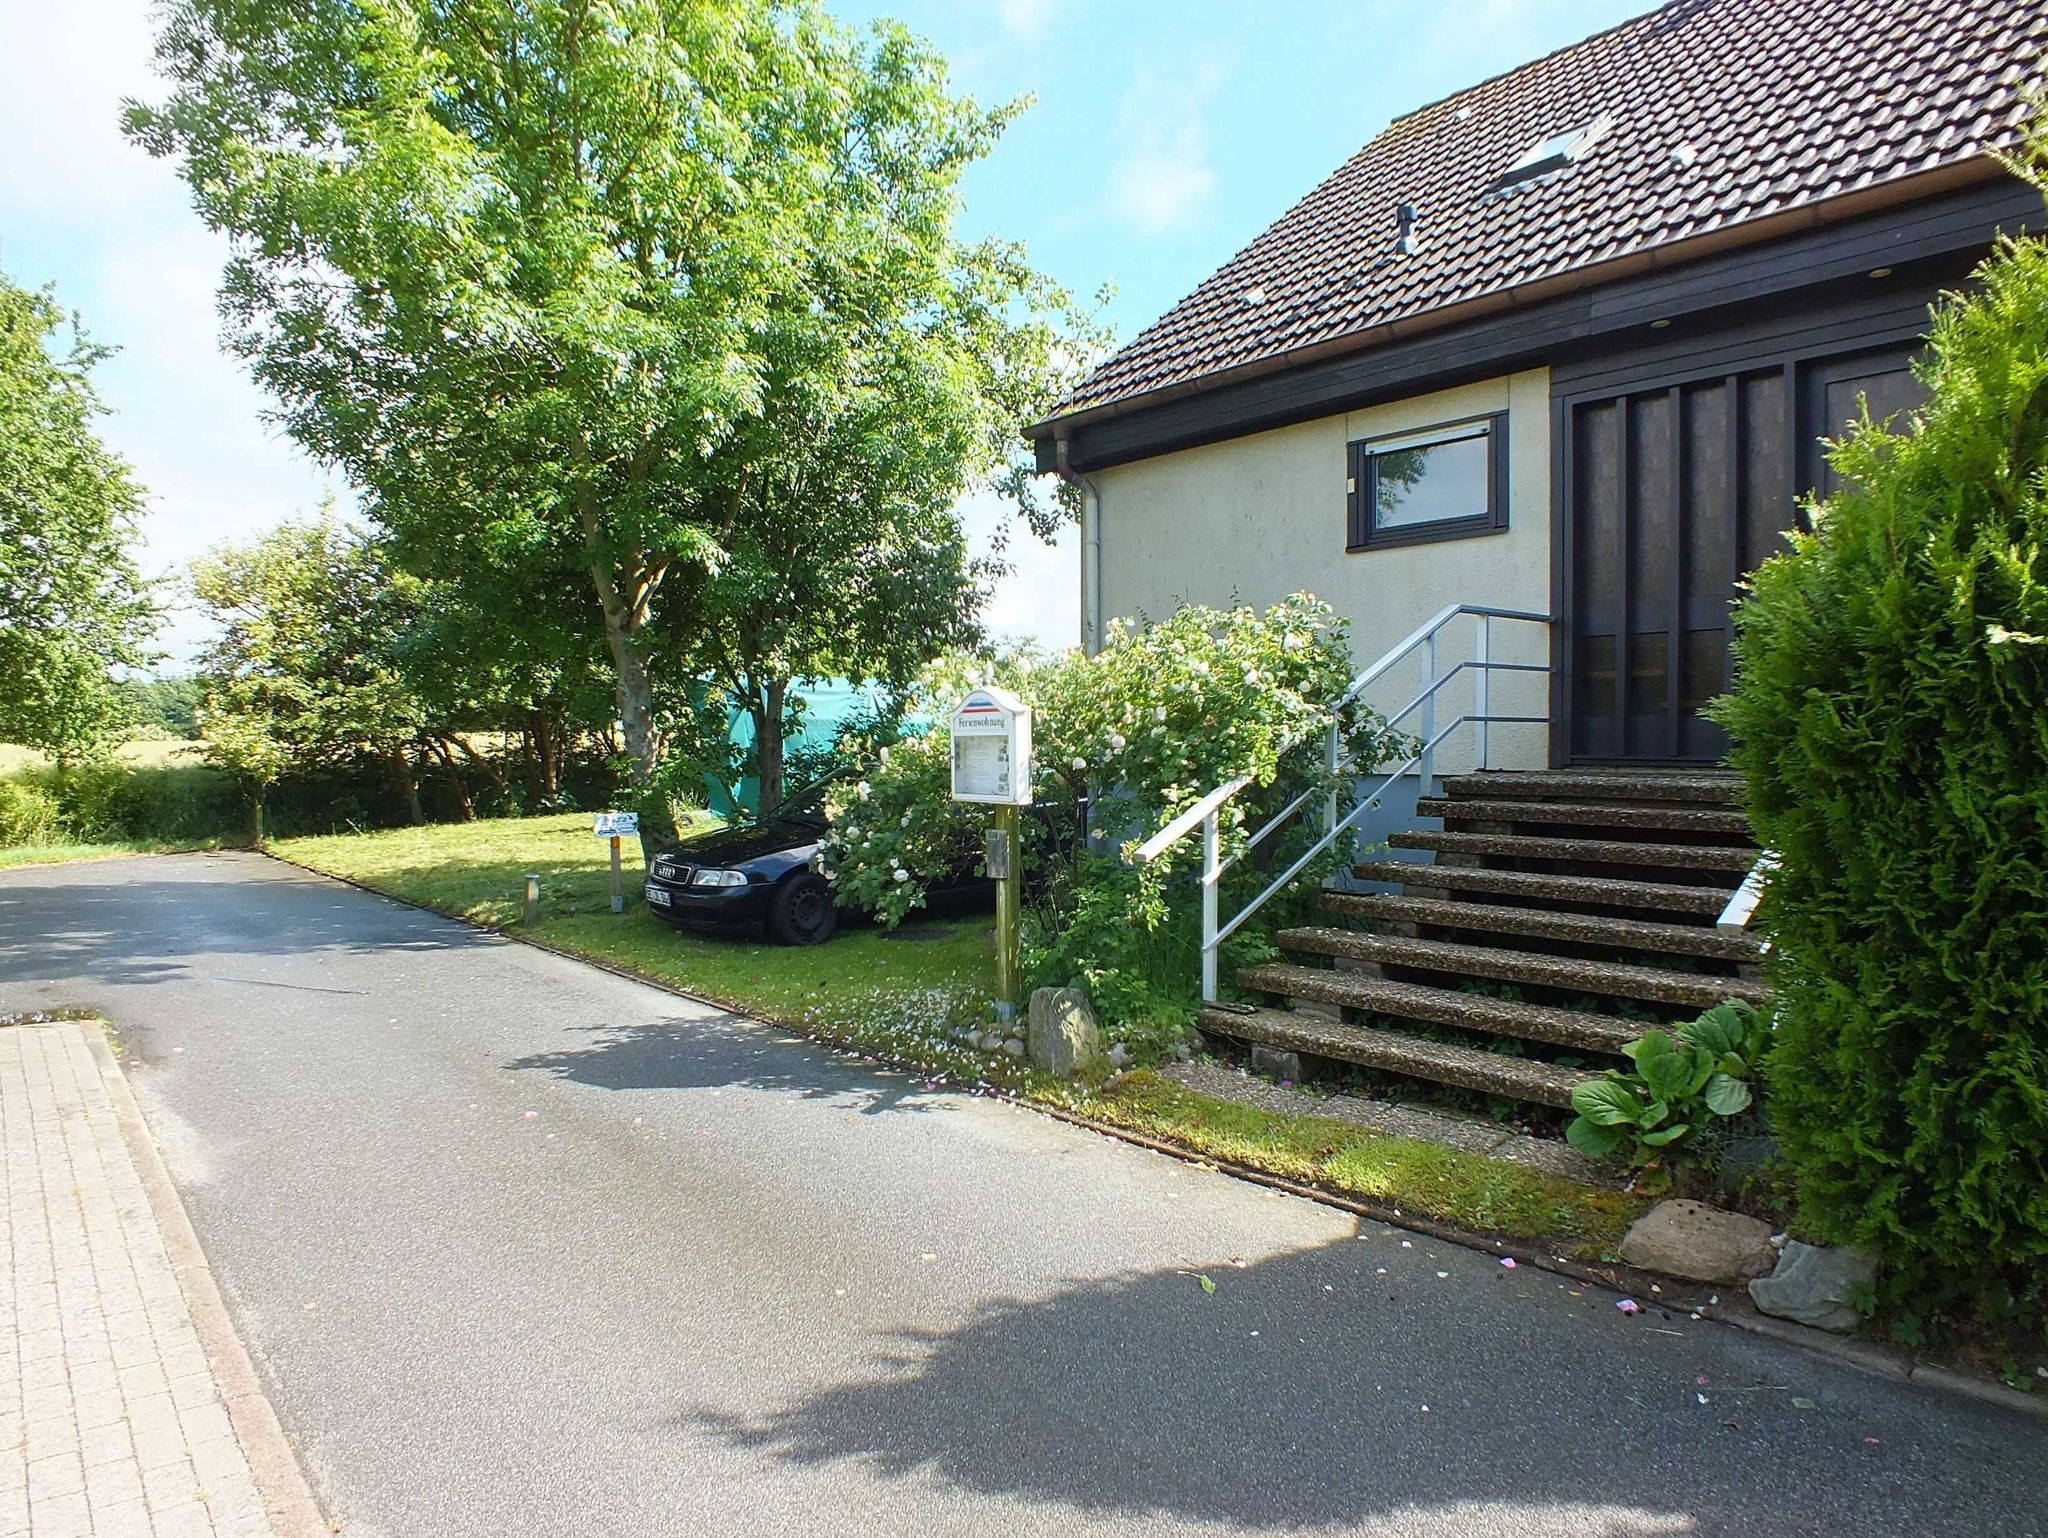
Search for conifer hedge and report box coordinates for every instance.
[1713,150,2048,1331]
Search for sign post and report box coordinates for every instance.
[593,811,640,914]
[950,688,1032,1024]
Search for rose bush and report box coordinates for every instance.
[822,596,1402,1050]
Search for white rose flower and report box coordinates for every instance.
[856,781,872,801]
[1109,734,1126,753]
[1154,706,1168,723]
[1244,669,1260,685]
[1283,631,1306,651]
[892,868,910,883]
[1072,756,1088,771]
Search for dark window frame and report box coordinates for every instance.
[1346,412,1510,551]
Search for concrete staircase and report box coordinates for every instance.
[1194,769,1765,1111]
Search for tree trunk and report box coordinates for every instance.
[247,787,265,847]
[429,738,476,822]
[589,561,676,862]
[390,746,425,825]
[533,707,559,803]
[752,676,788,819]
[451,735,507,794]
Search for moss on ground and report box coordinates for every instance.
[1076,1071,1645,1256]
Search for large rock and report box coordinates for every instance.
[1250,1045,1304,1083]
[1749,1240,1878,1333]
[1620,1200,1777,1283]
[1027,988,1104,1078]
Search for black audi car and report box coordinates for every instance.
[642,774,994,945]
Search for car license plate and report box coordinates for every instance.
[645,885,671,907]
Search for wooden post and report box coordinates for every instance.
[609,836,624,914]
[993,803,1022,1023]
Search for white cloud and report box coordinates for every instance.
[0,0,344,665]
[957,488,1079,652]
[0,0,164,218]
[995,0,1062,45]
[1107,61,1227,237]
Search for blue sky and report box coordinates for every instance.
[0,0,1655,661]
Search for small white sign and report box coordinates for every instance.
[949,687,1033,805]
[593,811,640,839]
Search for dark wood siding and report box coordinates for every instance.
[1557,332,1927,764]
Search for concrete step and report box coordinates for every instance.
[1437,770,1743,806]
[1276,926,1770,1010]
[1195,1005,1600,1110]
[1235,963,1643,1055]
[1351,859,1731,916]
[1323,890,1764,961]
[1416,797,1753,839]
[1389,830,1758,873]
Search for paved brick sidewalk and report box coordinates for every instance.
[2,1021,280,1538]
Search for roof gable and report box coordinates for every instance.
[1051,0,2046,423]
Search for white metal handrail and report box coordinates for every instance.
[1717,850,1776,932]
[1131,603,1551,1003]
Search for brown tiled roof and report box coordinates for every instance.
[1049,0,2046,422]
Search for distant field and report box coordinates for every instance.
[0,738,204,773]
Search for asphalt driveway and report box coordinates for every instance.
[1,851,2040,1537]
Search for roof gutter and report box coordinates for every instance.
[1028,154,2010,443]
[1052,435,1104,656]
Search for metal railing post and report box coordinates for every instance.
[1474,612,1491,772]
[1129,604,1553,1008]
[1324,720,1340,838]
[1419,627,1438,793]
[1200,809,1221,1003]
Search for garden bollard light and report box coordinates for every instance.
[524,873,540,926]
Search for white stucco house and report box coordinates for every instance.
[1029,0,2043,774]
[1021,0,2047,1102]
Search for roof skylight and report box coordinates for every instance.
[1493,113,1613,189]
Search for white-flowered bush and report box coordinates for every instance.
[822,596,1402,1050]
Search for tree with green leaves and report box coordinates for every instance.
[190,516,430,840]
[128,0,1090,843]
[0,269,155,755]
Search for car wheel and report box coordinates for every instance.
[766,872,839,946]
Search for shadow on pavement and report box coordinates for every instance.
[503,1016,944,1117]
[682,1234,2041,1537]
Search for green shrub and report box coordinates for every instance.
[821,596,1401,1051]
[1711,187,2048,1329]
[0,776,64,846]
[37,759,241,844]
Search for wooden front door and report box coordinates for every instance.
[1559,346,1922,763]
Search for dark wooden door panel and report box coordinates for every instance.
[1567,370,1774,762]
[1562,344,1917,764]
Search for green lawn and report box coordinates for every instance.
[0,738,202,773]
[0,839,221,871]
[272,812,1005,1071]
[275,811,1642,1257]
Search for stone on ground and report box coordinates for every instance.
[1620,1198,1777,1283]
[1749,1239,1879,1332]
[1027,987,1104,1077]
[1250,1044,1304,1082]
